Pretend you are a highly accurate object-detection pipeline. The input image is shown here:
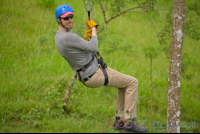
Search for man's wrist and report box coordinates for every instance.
[92,27,97,36]
[92,25,97,28]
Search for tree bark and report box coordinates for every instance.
[167,0,186,133]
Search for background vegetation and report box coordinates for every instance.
[0,0,199,133]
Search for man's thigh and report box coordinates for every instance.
[84,66,105,88]
[84,66,136,88]
[106,67,136,89]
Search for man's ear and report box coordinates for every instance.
[57,18,61,23]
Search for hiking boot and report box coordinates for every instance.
[113,117,123,130]
[122,118,147,133]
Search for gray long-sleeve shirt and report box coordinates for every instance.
[55,30,99,78]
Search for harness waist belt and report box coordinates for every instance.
[82,72,95,82]
[76,55,95,83]
[77,55,94,72]
[76,53,109,86]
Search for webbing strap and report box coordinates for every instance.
[76,54,95,82]
[77,55,94,72]
[101,66,109,85]
[76,71,87,86]
[96,52,109,85]
[76,53,109,86]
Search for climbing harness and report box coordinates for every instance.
[76,52,109,86]
[76,54,95,86]
[76,2,109,86]
[96,52,109,85]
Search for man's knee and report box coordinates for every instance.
[132,77,138,86]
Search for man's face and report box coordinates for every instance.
[61,14,74,30]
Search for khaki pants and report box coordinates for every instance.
[84,65,138,118]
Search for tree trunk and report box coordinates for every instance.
[167,0,186,133]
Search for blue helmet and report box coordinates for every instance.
[55,5,74,20]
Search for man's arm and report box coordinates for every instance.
[92,26,97,37]
[67,32,98,53]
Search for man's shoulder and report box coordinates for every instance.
[56,30,84,45]
[56,30,71,36]
[57,30,80,38]
[67,31,83,41]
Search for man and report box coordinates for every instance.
[55,5,147,133]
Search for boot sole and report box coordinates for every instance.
[113,128,123,131]
[122,130,148,133]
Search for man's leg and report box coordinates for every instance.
[105,67,138,119]
[116,88,125,117]
[84,66,138,118]
[84,66,147,132]
[105,67,147,133]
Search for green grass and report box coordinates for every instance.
[0,0,200,133]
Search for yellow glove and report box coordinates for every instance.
[86,20,99,30]
[84,25,92,41]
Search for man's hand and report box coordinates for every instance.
[84,20,99,41]
[84,25,92,41]
[86,20,99,30]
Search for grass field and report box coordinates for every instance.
[0,0,199,133]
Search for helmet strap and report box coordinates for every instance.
[59,17,69,30]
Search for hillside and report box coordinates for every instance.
[0,0,199,133]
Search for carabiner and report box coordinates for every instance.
[85,2,93,12]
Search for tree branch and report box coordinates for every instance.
[97,1,171,57]
[136,0,141,6]
[106,6,152,24]
[129,11,169,57]
[63,73,77,111]
[128,8,170,23]
[105,0,108,12]
[99,0,107,30]
[153,10,170,23]
[97,27,105,34]
[156,8,170,11]
[99,0,106,23]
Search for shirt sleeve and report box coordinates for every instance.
[67,32,98,53]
